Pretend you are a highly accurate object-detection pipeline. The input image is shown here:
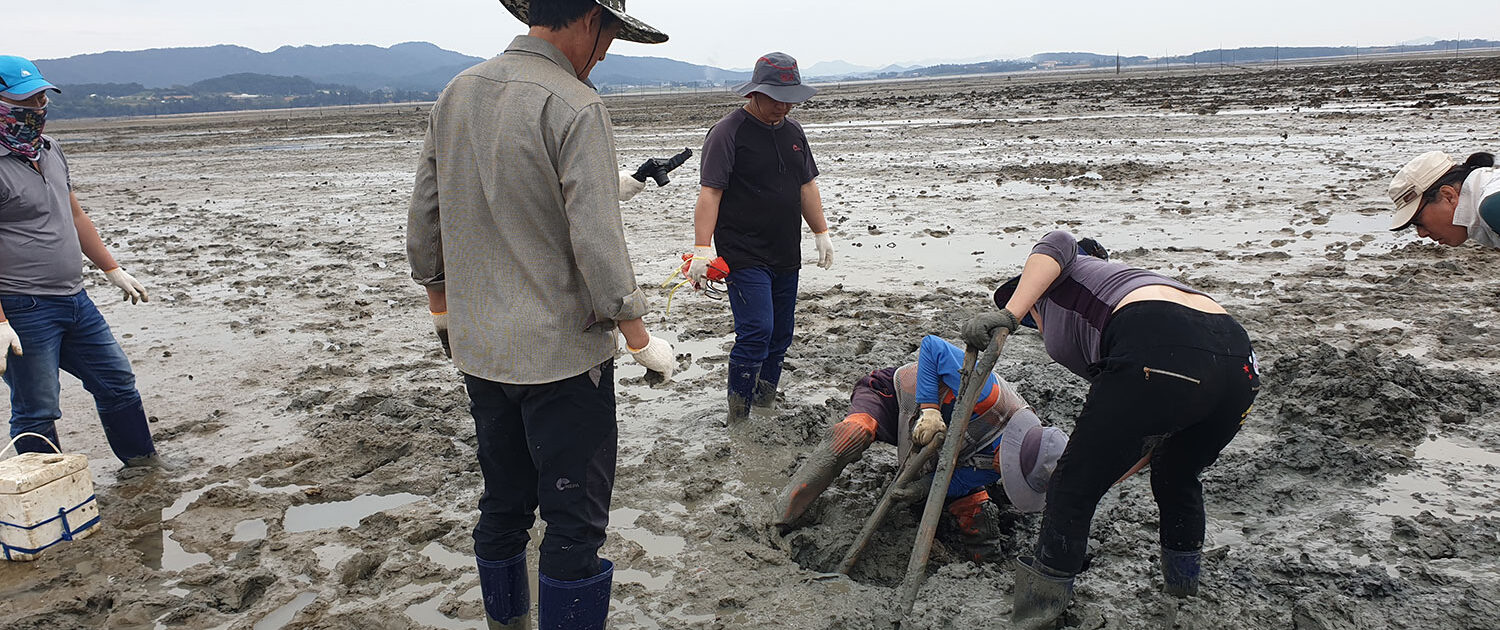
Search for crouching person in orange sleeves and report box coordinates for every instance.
[773,334,1067,561]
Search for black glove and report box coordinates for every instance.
[631,148,694,186]
[1078,237,1109,260]
[961,310,1020,349]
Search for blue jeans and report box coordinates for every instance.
[1,290,155,463]
[725,267,799,399]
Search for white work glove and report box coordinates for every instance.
[104,268,148,304]
[0,321,22,376]
[912,408,946,446]
[686,245,715,287]
[628,336,675,381]
[814,231,834,270]
[618,170,646,202]
[431,311,451,358]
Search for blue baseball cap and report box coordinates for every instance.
[0,56,60,100]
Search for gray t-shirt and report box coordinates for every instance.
[0,137,85,296]
[1031,230,1203,380]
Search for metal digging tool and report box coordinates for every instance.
[837,438,942,575]
[892,329,1010,625]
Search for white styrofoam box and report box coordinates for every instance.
[0,452,99,561]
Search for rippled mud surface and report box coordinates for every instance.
[2,54,1498,629]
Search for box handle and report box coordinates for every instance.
[0,432,62,459]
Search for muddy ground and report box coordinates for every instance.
[3,54,1500,629]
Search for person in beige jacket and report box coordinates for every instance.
[404,1,673,628]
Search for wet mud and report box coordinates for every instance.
[2,54,1499,628]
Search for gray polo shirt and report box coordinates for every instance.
[407,36,648,384]
[1031,230,1202,379]
[0,138,85,296]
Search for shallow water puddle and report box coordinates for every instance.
[610,507,686,557]
[420,541,471,571]
[282,492,424,533]
[131,528,211,572]
[616,567,674,589]
[231,518,268,542]
[313,542,358,572]
[1367,436,1500,519]
[252,592,317,630]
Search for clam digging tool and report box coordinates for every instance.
[837,438,942,575]
[893,328,1010,626]
[632,148,694,187]
[660,253,729,314]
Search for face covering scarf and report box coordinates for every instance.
[1,103,46,161]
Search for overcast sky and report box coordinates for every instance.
[21,0,1500,69]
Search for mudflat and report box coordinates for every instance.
[3,53,1498,629]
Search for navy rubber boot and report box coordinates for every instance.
[98,400,157,465]
[10,424,61,454]
[478,551,530,629]
[1161,547,1201,597]
[726,362,760,425]
[751,378,778,411]
[539,559,613,630]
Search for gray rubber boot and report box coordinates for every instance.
[1012,556,1074,630]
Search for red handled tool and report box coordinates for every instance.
[661,253,729,313]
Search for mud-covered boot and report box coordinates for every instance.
[772,413,877,533]
[726,361,760,426]
[1161,546,1201,597]
[1012,556,1074,630]
[478,551,530,629]
[751,378,778,413]
[727,391,752,426]
[539,559,613,630]
[944,490,1004,562]
[98,400,158,465]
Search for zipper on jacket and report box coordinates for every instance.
[1143,366,1201,384]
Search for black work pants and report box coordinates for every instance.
[1035,302,1259,575]
[466,360,617,581]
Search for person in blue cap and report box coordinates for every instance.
[0,55,158,467]
[773,335,1069,563]
[688,51,834,425]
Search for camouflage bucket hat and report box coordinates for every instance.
[499,0,668,44]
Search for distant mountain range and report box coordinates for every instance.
[36,38,1500,119]
[39,42,749,92]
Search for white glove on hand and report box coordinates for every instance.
[432,312,451,358]
[105,268,148,304]
[687,245,715,287]
[628,336,675,381]
[618,170,646,202]
[912,408,946,446]
[0,320,22,376]
[814,231,834,270]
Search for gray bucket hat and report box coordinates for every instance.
[998,409,1069,513]
[731,52,817,104]
[499,0,668,44]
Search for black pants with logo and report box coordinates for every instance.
[466,360,617,581]
[1035,302,1259,575]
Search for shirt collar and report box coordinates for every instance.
[505,35,584,82]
